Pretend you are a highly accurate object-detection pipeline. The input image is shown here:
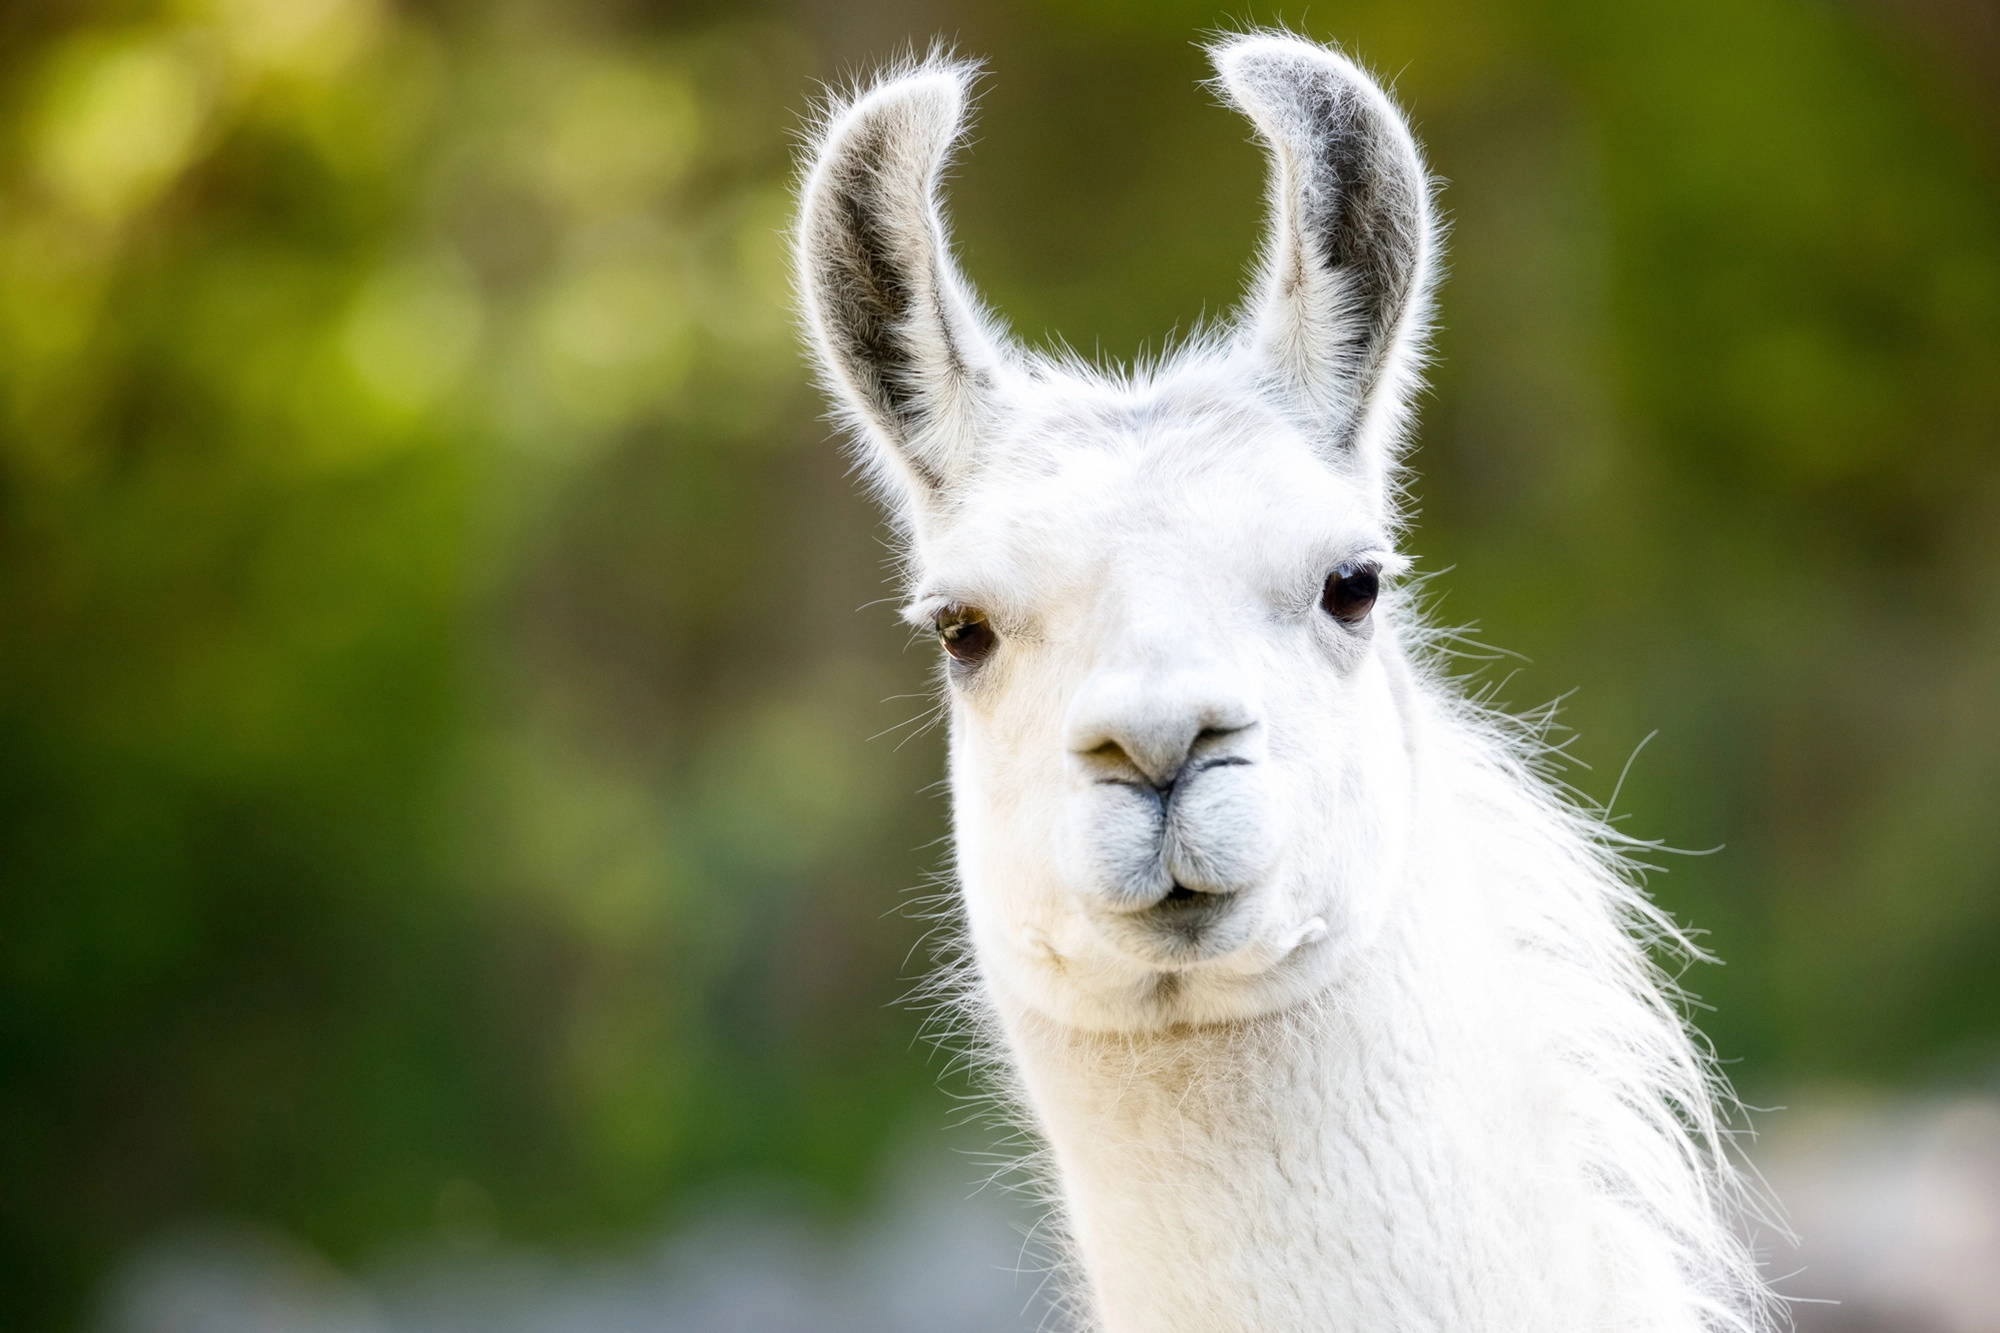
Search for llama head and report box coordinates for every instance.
[797,34,1439,1032]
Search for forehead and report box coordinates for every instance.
[919,389,1378,603]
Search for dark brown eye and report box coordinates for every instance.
[1321,562,1380,625]
[936,606,996,666]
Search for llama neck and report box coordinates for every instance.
[993,824,1689,1333]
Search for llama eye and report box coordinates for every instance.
[936,606,997,666]
[1321,562,1380,625]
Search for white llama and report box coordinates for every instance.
[794,32,1776,1333]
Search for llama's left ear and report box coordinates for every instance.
[1213,35,1438,511]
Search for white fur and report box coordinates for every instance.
[795,32,1777,1333]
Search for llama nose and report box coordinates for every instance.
[1064,671,1259,790]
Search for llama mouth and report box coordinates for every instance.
[1127,881,1240,949]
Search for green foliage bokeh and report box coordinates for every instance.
[1,0,1995,1327]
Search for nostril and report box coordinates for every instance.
[1086,739,1140,776]
[1192,721,1254,751]
[1078,736,1172,788]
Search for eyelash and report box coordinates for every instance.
[1286,554,1392,610]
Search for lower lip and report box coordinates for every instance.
[1130,884,1238,945]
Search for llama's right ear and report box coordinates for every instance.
[796,63,1008,515]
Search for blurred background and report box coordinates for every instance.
[1,0,1996,1329]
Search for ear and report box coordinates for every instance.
[795,60,1010,516]
[1212,34,1438,512]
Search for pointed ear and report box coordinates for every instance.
[795,61,1009,516]
[1213,35,1438,510]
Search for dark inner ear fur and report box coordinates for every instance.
[817,122,926,440]
[1297,81,1422,426]
[1224,44,1430,459]
[802,87,984,495]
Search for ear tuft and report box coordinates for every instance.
[796,59,1007,515]
[1210,32,1437,512]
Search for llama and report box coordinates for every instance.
[794,32,1776,1333]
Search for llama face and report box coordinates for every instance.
[904,389,1419,1029]
[796,37,1437,1031]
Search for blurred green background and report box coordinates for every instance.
[2,0,1995,1327]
